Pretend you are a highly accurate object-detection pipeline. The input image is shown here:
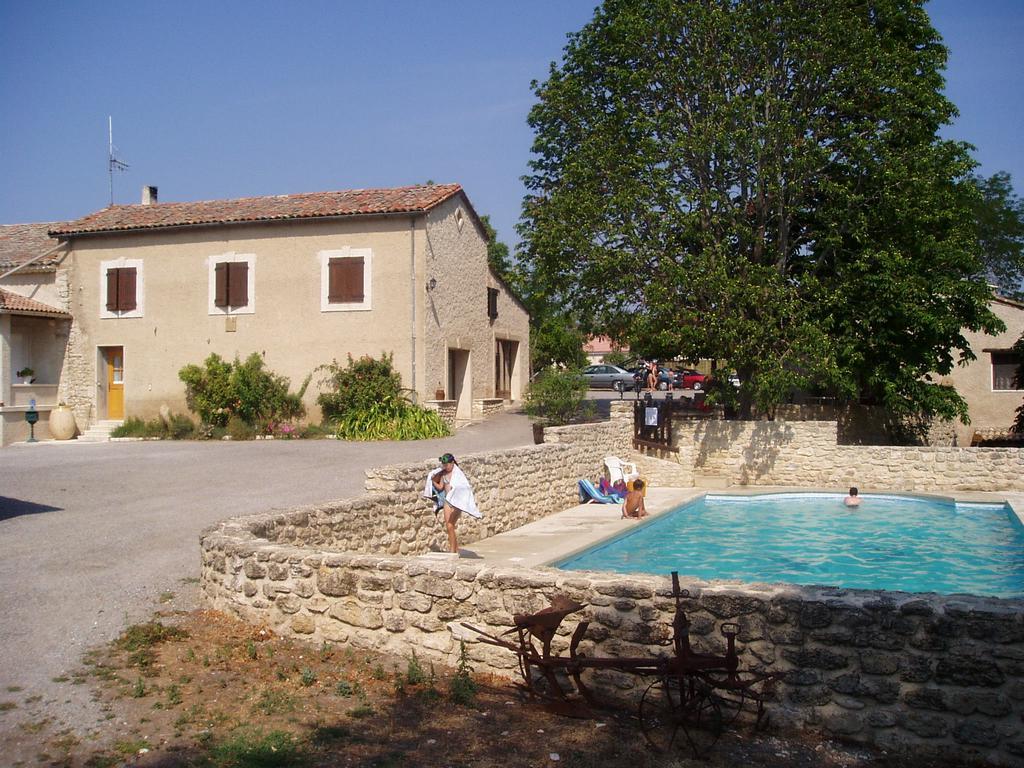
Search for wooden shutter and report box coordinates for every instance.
[328,257,364,302]
[228,262,248,307]
[118,268,137,311]
[106,268,119,311]
[214,263,228,307]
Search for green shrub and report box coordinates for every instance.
[179,353,308,429]
[523,367,592,426]
[226,415,255,441]
[318,353,449,440]
[110,417,148,438]
[333,398,450,441]
[449,642,477,706]
[317,353,404,423]
[168,413,196,439]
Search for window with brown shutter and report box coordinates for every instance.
[106,267,137,312]
[328,257,364,303]
[228,261,248,308]
[487,287,499,320]
[215,262,249,308]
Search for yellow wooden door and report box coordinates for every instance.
[107,347,124,419]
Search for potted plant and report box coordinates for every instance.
[16,366,35,384]
[523,367,592,443]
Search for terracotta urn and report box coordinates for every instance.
[49,405,77,440]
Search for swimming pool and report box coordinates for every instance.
[556,493,1024,598]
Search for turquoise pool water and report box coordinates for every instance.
[557,493,1024,598]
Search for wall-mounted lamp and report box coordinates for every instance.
[426,278,437,292]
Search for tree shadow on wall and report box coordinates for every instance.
[0,496,63,521]
[692,420,794,484]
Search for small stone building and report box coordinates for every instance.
[0,184,529,443]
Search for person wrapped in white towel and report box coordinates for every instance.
[422,453,481,554]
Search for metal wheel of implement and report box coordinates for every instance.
[639,677,723,758]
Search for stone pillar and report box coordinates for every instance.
[0,313,10,407]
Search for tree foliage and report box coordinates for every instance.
[523,367,592,426]
[969,172,1024,301]
[1013,333,1024,434]
[519,0,1002,420]
[480,214,514,285]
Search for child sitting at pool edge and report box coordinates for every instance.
[623,479,647,519]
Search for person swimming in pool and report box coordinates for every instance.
[844,486,861,507]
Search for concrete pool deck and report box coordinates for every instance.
[465,486,1024,568]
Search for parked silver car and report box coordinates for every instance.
[582,364,635,392]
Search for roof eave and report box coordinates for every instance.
[51,207,447,239]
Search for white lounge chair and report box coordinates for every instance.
[604,455,639,485]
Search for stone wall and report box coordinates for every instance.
[201,542,1024,765]
[682,420,1024,492]
[423,399,456,430]
[200,409,1024,763]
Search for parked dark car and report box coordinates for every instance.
[582,364,635,392]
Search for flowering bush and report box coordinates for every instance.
[179,353,309,429]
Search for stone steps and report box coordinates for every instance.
[76,420,123,442]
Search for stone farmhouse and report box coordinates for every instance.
[943,293,1024,445]
[0,184,529,445]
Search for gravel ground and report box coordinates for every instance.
[0,411,535,759]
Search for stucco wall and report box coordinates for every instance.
[200,412,1024,764]
[947,297,1024,445]
[63,218,423,422]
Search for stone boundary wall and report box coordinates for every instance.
[681,420,1024,491]
[200,408,1024,763]
[243,410,633,558]
[200,543,1024,765]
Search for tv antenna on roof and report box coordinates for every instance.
[108,116,129,206]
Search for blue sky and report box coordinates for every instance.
[1,0,1021,250]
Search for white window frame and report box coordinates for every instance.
[319,247,372,312]
[99,258,144,319]
[207,252,256,315]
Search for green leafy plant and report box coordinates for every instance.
[404,652,426,686]
[333,398,450,441]
[317,353,404,423]
[523,367,592,426]
[226,415,255,441]
[16,367,34,379]
[208,729,306,767]
[317,352,449,440]
[179,352,308,429]
[449,642,477,706]
[299,667,317,687]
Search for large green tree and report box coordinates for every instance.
[519,0,1002,419]
[969,172,1024,301]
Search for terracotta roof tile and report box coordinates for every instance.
[0,223,63,268]
[0,287,68,316]
[51,184,465,236]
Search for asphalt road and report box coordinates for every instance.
[0,412,534,747]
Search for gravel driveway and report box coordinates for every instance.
[0,412,534,749]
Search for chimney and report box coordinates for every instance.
[142,186,158,205]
